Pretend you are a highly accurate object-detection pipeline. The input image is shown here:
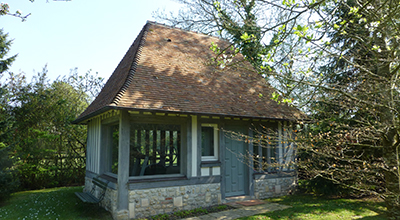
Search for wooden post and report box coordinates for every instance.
[117,110,130,219]
[248,127,254,198]
[160,130,166,166]
[169,131,174,167]
[152,130,157,164]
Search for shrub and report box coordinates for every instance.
[298,177,351,197]
[0,144,20,202]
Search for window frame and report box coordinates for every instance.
[201,123,219,161]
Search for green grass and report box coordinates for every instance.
[239,194,387,220]
[0,186,112,220]
[0,187,388,220]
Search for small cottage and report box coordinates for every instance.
[73,21,302,220]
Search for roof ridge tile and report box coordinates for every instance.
[146,20,228,43]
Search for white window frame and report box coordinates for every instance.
[201,123,219,161]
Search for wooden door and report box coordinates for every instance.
[224,125,248,197]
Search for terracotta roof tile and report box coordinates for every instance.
[74,21,303,123]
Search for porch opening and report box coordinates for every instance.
[129,124,181,176]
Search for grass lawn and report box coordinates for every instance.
[239,194,387,220]
[0,187,387,220]
[0,186,112,220]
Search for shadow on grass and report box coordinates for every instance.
[69,187,114,220]
[74,201,113,219]
[0,186,113,220]
[240,194,387,220]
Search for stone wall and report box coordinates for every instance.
[84,177,117,215]
[84,176,95,193]
[127,183,221,219]
[102,187,117,214]
[87,176,296,219]
[254,176,297,199]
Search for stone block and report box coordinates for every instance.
[141,198,149,207]
[275,184,281,194]
[205,192,211,202]
[174,196,183,207]
[115,209,129,220]
[129,203,135,219]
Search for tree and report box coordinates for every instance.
[1,1,71,21]
[156,0,400,218]
[0,27,18,202]
[3,67,103,189]
[154,0,315,108]
[0,29,16,74]
[0,80,19,202]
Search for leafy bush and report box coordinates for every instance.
[0,145,19,202]
[298,177,351,197]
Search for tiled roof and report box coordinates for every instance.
[74,21,303,123]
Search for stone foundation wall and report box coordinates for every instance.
[84,177,92,192]
[102,187,117,214]
[128,183,221,219]
[87,176,296,219]
[254,176,297,199]
[84,177,117,215]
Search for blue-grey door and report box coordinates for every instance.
[224,125,248,197]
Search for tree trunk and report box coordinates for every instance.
[382,127,400,220]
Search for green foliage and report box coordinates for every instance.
[158,0,400,218]
[297,178,351,197]
[0,29,16,74]
[148,205,231,219]
[0,145,19,202]
[214,0,265,66]
[1,67,103,190]
[151,213,169,220]
[0,74,19,202]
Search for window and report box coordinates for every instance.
[129,124,181,176]
[201,124,218,161]
[253,122,295,173]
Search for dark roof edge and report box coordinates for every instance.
[74,22,151,122]
[72,105,301,125]
[72,106,115,124]
[112,22,151,106]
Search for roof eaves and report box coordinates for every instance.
[72,106,117,124]
[112,107,300,122]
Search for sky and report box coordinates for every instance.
[1,0,181,82]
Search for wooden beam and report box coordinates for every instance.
[117,110,130,214]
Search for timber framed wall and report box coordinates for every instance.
[83,111,297,219]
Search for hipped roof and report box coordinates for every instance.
[74,21,302,124]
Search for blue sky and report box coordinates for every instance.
[1,0,181,81]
